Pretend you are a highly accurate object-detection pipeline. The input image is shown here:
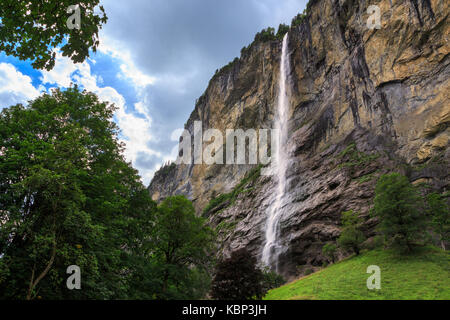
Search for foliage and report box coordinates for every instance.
[291,5,310,27]
[276,24,290,40]
[322,243,337,263]
[240,45,249,57]
[265,247,450,300]
[254,27,276,42]
[155,162,176,179]
[152,196,216,299]
[210,248,266,300]
[213,57,239,79]
[357,170,380,184]
[337,210,365,255]
[373,173,427,253]
[0,88,215,300]
[0,87,156,299]
[426,192,449,250]
[362,235,386,251]
[202,165,263,217]
[0,0,107,70]
[337,143,379,170]
[291,11,307,27]
[261,268,286,292]
[241,22,290,57]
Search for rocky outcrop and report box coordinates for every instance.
[148,0,449,277]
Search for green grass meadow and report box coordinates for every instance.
[265,247,450,300]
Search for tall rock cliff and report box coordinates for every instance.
[149,0,449,277]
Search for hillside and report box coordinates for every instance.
[265,247,450,300]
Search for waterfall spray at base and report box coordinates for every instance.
[261,33,291,272]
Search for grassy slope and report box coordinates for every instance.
[265,247,450,300]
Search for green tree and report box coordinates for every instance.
[210,248,266,300]
[254,27,276,42]
[337,210,365,255]
[291,9,308,27]
[0,0,107,70]
[373,173,426,252]
[261,268,285,292]
[276,24,290,39]
[0,87,156,299]
[152,196,215,300]
[322,243,337,263]
[426,192,449,250]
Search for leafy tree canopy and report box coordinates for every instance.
[322,243,337,263]
[153,195,216,300]
[426,192,449,250]
[373,173,427,252]
[0,87,155,299]
[210,248,266,300]
[337,210,365,256]
[0,0,107,70]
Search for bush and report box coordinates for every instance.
[202,165,262,217]
[297,265,314,276]
[322,243,337,263]
[210,249,266,300]
[261,268,286,292]
[337,210,366,255]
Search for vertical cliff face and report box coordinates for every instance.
[149,0,449,277]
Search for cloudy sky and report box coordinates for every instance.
[0,0,308,185]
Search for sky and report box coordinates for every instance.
[0,0,308,185]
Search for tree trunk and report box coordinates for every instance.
[26,242,56,300]
[162,270,169,295]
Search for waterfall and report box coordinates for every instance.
[262,33,291,272]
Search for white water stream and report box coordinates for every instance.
[262,33,291,271]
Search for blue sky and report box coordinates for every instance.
[0,0,308,185]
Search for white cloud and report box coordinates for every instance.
[40,53,78,88]
[119,63,156,88]
[39,52,160,184]
[0,63,41,109]
[99,35,156,89]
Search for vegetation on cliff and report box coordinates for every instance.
[202,164,263,217]
[216,5,308,80]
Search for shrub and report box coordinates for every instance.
[210,249,266,300]
[202,165,262,217]
[261,268,286,292]
[337,210,366,255]
[322,243,337,263]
